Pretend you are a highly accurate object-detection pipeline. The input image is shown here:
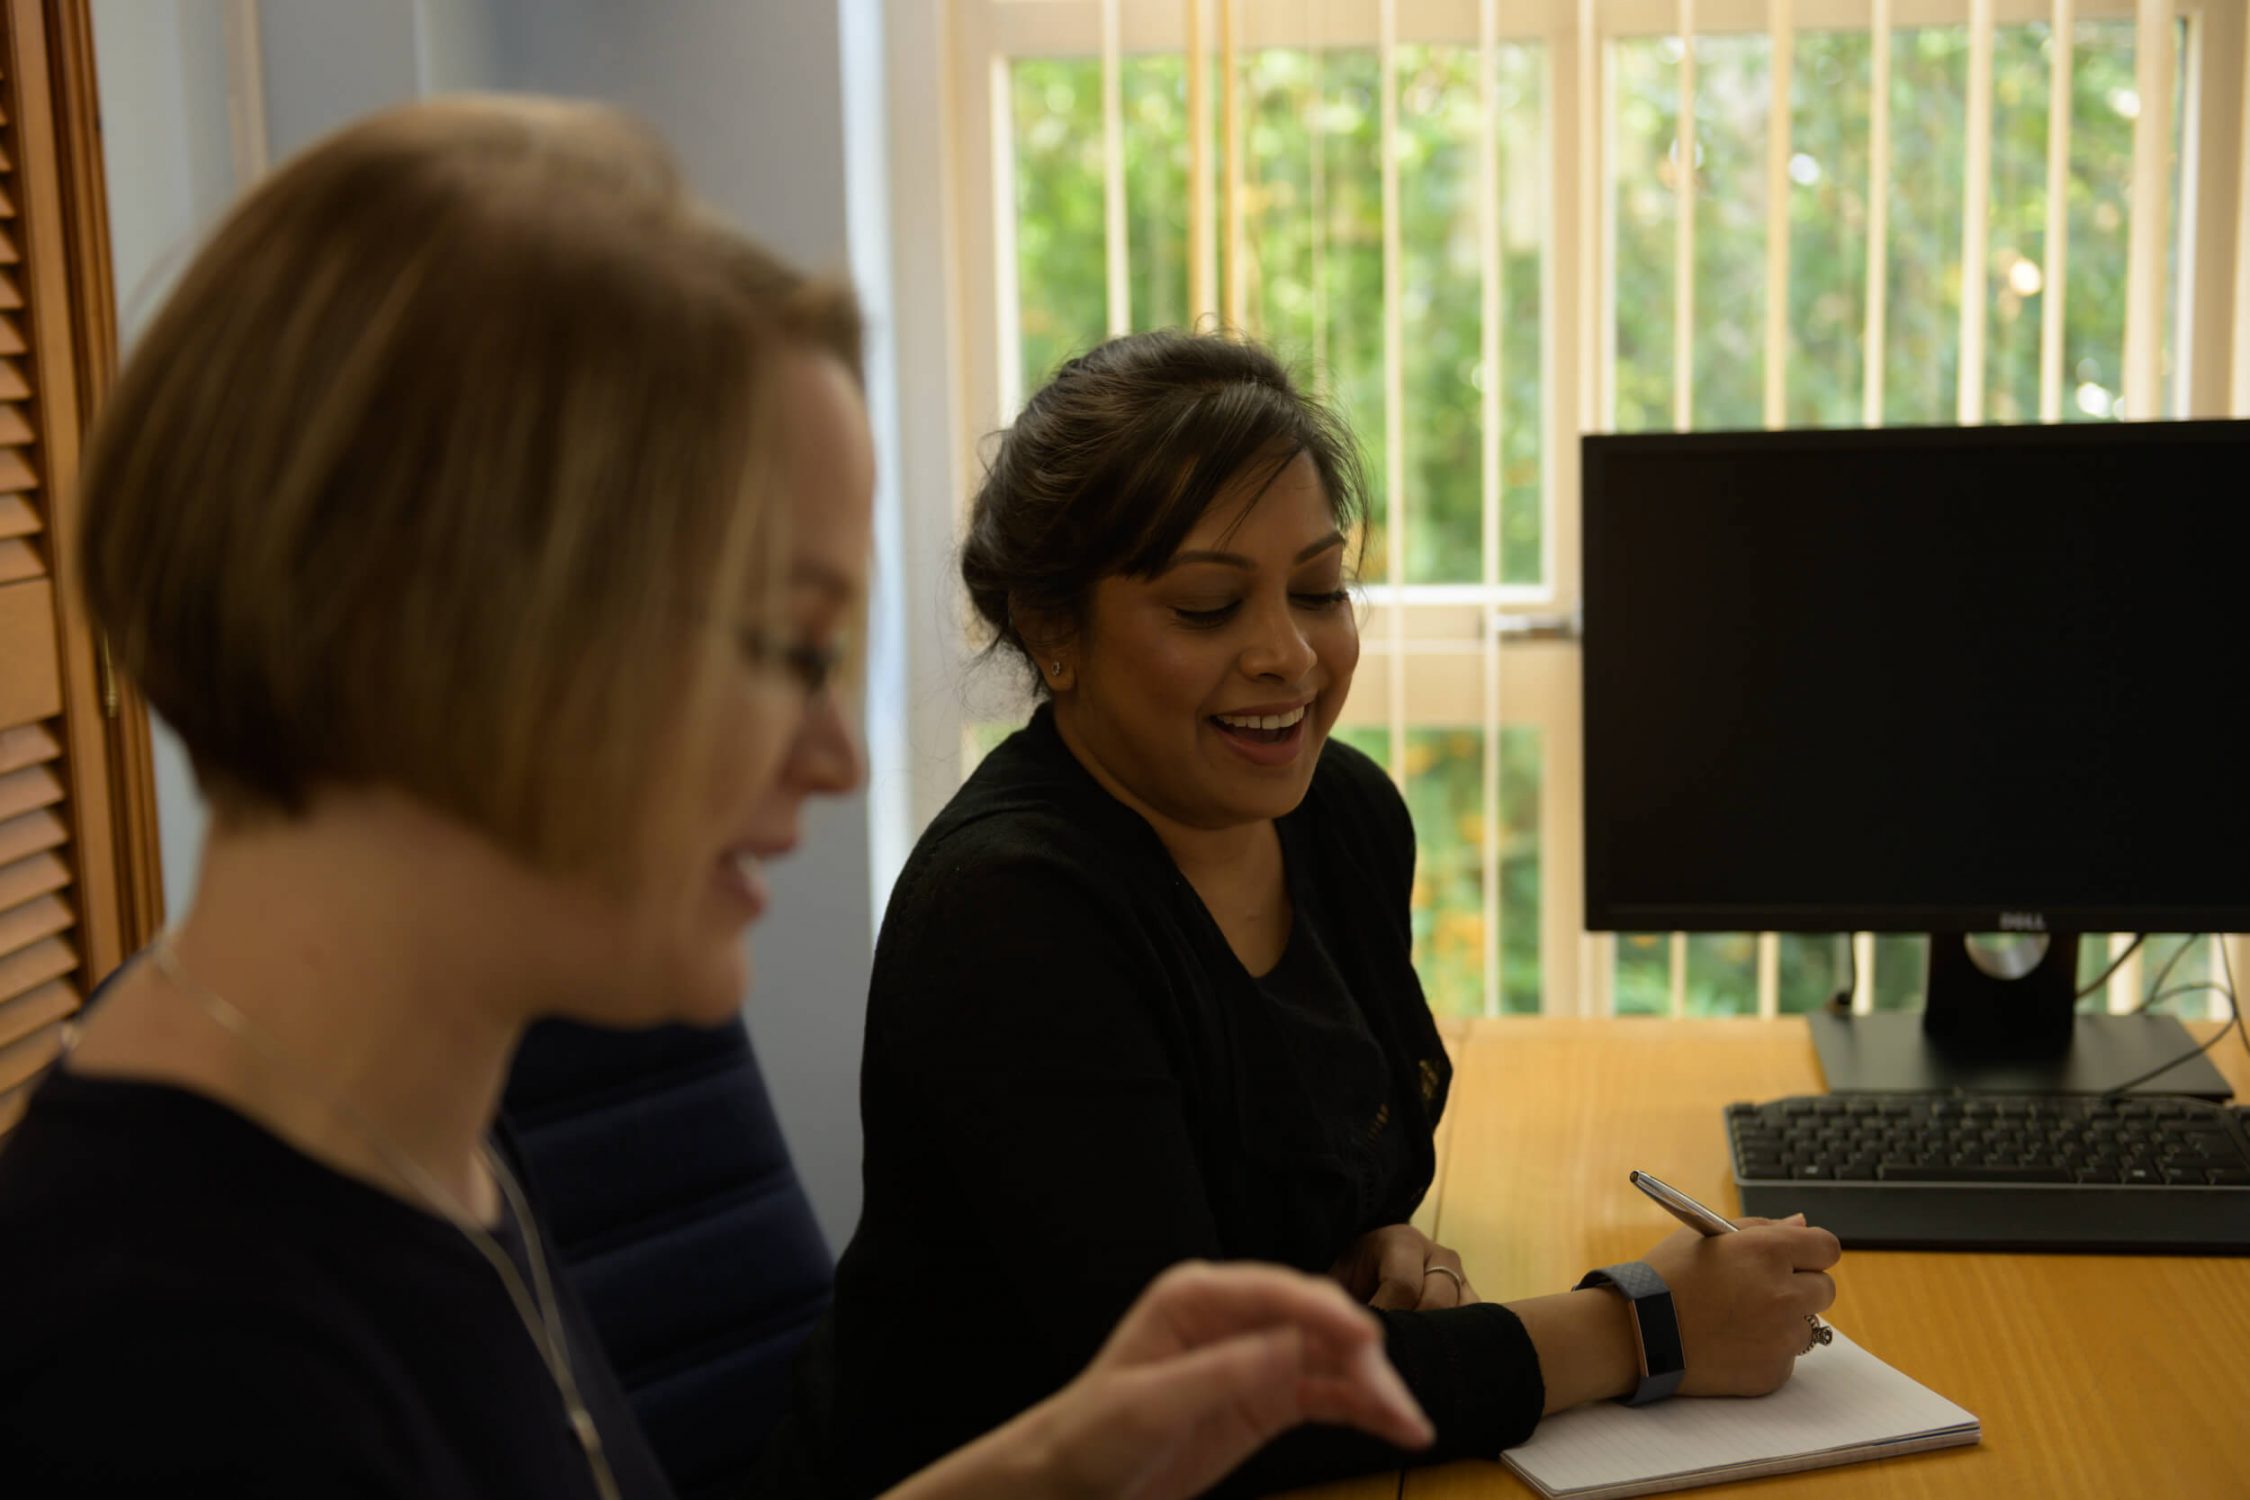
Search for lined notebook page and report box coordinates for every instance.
[1502,1325,1980,1500]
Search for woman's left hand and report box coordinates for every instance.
[1330,1224,1479,1311]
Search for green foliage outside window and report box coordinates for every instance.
[1334,726,1542,1018]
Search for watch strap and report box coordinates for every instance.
[1574,1260,1686,1405]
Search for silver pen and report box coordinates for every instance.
[1629,1169,1834,1348]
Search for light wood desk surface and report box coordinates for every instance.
[1284,1017,2250,1500]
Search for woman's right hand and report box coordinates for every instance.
[887,1260,1433,1500]
[1641,1214,1842,1397]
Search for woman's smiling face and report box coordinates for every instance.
[1050,449,1359,835]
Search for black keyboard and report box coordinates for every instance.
[1726,1094,2250,1253]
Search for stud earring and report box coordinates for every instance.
[1050,661,1063,676]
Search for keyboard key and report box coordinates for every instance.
[1877,1164,2073,1183]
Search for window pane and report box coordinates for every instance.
[1685,932,1757,1016]
[1614,933,1671,1015]
[1777,934,1846,1014]
[1884,25,1968,425]
[1125,53,1191,332]
[1872,933,1928,1011]
[1612,35,1681,431]
[1334,724,1540,1018]
[1981,22,2054,423]
[1240,49,1320,360]
[1691,33,1769,430]
[1011,58,1106,392]
[2063,20,2135,421]
[1496,726,1542,1013]
[1786,30,1872,426]
[1496,44,1545,585]
[2141,935,2219,1018]
[1307,50,1390,581]
[1397,43,1482,584]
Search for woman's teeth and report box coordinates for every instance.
[1215,705,1307,731]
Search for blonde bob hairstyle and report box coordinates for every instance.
[80,96,859,884]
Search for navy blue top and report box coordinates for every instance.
[0,1069,672,1499]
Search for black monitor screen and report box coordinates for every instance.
[1582,421,2250,934]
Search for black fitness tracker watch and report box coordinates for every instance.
[1574,1260,1686,1406]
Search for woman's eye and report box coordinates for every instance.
[1173,601,1240,627]
[1293,588,1351,610]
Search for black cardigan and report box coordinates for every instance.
[763,708,1543,1496]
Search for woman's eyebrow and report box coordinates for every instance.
[1158,531,1345,575]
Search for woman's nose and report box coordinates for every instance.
[1239,601,1317,683]
[790,686,865,796]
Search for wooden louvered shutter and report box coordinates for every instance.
[0,0,160,1139]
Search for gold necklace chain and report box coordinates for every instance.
[145,935,625,1500]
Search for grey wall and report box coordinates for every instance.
[256,0,425,152]
[474,0,877,1254]
[92,0,886,1251]
[89,0,237,932]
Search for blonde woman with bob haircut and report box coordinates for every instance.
[0,97,1431,1499]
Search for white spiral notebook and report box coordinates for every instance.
[1501,1324,1980,1500]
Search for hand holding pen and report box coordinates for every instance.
[1633,1169,1836,1355]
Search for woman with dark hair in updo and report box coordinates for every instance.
[780,330,1843,1496]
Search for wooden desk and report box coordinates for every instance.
[1283,1017,2250,1500]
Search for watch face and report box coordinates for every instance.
[1634,1288,1686,1386]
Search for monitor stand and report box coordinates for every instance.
[1807,931,2233,1101]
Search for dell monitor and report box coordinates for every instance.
[1582,420,2250,1099]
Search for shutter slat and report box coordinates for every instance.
[0,393,30,430]
[0,978,76,1055]
[0,182,16,220]
[0,933,75,1006]
[0,762,61,821]
[0,536,42,582]
[0,1080,30,1136]
[0,1020,65,1095]
[0,492,35,538]
[0,272,20,310]
[0,722,59,775]
[0,446,35,491]
[0,848,67,911]
[0,580,63,724]
[0,808,67,866]
[0,226,17,265]
[0,891,69,961]
[0,360,27,400]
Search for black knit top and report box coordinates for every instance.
[765,706,1544,1496]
